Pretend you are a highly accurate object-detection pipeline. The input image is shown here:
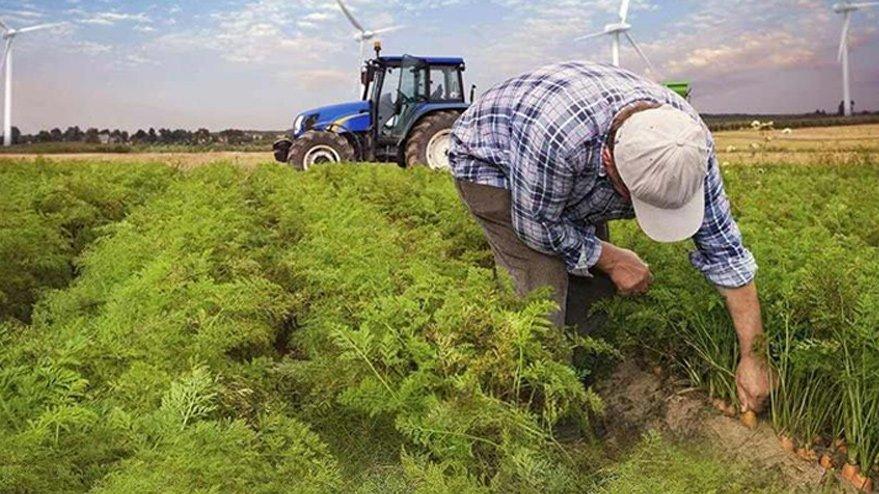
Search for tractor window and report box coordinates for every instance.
[398,64,428,103]
[429,67,463,101]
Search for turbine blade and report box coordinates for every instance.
[574,31,606,42]
[0,18,8,31]
[838,14,851,61]
[624,32,660,77]
[15,22,64,34]
[619,0,631,23]
[850,1,879,6]
[371,25,403,35]
[335,0,365,32]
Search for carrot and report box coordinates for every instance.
[779,435,795,452]
[740,410,758,429]
[842,463,859,482]
[850,470,872,492]
[819,454,834,469]
[796,448,817,462]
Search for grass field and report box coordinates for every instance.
[1,125,876,493]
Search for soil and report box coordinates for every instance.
[594,360,835,491]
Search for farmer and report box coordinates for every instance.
[449,61,771,413]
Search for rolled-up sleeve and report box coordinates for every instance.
[507,131,602,277]
[690,153,757,288]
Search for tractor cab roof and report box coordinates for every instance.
[375,55,465,67]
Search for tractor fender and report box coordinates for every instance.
[397,103,469,145]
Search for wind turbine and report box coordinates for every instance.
[574,0,659,76]
[834,1,877,117]
[335,0,402,95]
[1,19,64,146]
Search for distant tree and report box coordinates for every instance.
[50,128,63,142]
[148,128,157,143]
[63,126,83,142]
[10,126,20,144]
[218,129,248,145]
[85,128,100,144]
[132,129,148,143]
[36,130,52,143]
[194,128,211,145]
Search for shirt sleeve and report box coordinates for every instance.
[506,132,602,277]
[690,151,758,288]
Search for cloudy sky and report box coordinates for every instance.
[3,0,878,132]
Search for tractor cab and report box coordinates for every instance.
[362,55,467,162]
[275,48,470,171]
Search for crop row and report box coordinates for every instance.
[598,161,879,486]
[0,162,612,492]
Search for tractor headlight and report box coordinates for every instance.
[293,115,305,133]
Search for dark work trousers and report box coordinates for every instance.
[455,179,617,334]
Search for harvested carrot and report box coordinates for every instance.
[651,365,663,377]
[850,471,872,492]
[796,447,817,462]
[842,463,859,482]
[819,454,834,469]
[779,435,795,452]
[740,410,758,429]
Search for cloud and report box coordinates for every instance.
[154,0,345,65]
[80,12,151,26]
[65,40,112,55]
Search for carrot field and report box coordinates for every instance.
[1,145,877,492]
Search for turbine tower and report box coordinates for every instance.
[335,0,402,95]
[1,19,64,146]
[834,1,878,117]
[574,0,659,76]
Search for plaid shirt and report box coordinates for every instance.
[449,61,756,288]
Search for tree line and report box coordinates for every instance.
[6,126,276,146]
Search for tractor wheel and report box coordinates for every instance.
[404,111,461,171]
[286,131,355,171]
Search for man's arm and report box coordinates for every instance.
[691,153,770,412]
[720,282,772,413]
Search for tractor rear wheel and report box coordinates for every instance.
[286,131,355,171]
[404,111,460,171]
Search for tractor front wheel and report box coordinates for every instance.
[286,131,355,171]
[404,111,460,171]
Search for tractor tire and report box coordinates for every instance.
[286,131,355,171]
[404,111,461,171]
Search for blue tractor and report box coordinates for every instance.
[274,49,470,171]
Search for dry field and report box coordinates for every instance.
[2,124,876,168]
[714,123,879,166]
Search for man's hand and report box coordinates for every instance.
[596,241,653,296]
[721,282,774,413]
[736,354,772,413]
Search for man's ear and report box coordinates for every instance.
[602,147,614,168]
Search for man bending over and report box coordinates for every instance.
[449,61,771,413]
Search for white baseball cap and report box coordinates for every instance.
[613,105,710,243]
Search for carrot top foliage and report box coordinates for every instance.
[1,162,608,493]
[2,159,877,491]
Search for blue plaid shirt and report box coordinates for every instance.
[449,61,756,288]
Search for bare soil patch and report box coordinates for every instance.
[595,361,843,492]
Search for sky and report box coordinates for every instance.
[2,0,878,132]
